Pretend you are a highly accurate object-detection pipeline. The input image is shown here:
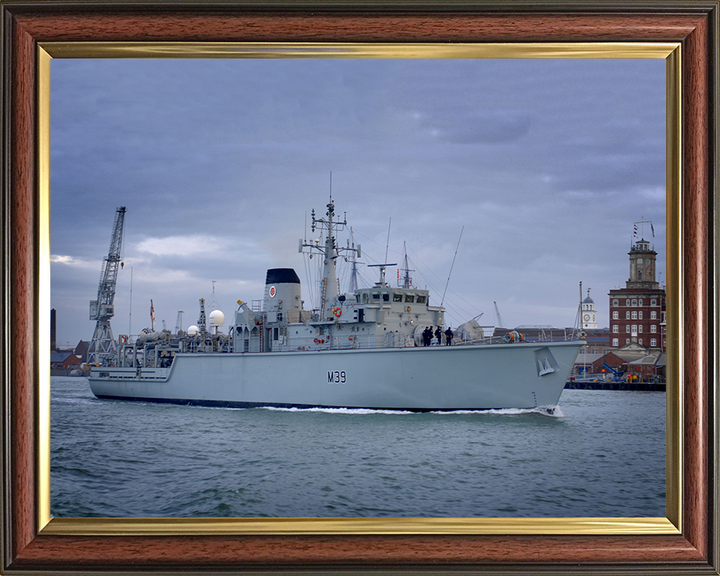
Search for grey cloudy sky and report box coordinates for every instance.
[50,57,666,347]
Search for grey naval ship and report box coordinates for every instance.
[88,199,584,411]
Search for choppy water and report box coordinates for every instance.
[51,376,665,518]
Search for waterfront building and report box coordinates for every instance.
[581,289,598,329]
[608,224,666,353]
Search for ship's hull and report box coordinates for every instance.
[88,341,583,411]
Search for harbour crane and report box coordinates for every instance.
[174,311,184,334]
[88,206,126,365]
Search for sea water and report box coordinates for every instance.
[50,376,665,518]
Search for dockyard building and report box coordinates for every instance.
[607,230,666,354]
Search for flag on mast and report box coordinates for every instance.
[150,299,155,331]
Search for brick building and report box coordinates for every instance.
[608,233,666,353]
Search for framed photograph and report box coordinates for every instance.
[1,2,717,573]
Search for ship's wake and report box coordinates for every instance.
[260,405,564,417]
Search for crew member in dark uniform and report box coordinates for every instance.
[423,327,432,346]
[434,326,442,345]
[445,327,453,346]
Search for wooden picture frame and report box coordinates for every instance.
[1,2,717,573]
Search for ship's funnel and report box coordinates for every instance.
[264,268,302,322]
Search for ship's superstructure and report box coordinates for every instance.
[88,199,584,411]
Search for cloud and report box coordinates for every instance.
[420,110,534,145]
[135,235,232,257]
[49,57,666,345]
[51,254,101,270]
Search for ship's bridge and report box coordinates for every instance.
[354,287,429,306]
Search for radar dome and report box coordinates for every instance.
[209,309,225,327]
[187,325,200,336]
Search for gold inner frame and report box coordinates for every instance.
[37,41,682,536]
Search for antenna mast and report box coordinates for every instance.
[440,226,464,307]
[493,301,505,328]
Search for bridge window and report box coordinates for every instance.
[392,293,403,302]
[405,294,415,303]
[383,293,390,302]
[416,295,427,304]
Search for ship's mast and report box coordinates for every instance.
[349,227,359,292]
[400,241,414,288]
[299,195,360,320]
[88,206,126,366]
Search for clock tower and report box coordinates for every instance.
[608,219,666,352]
[581,289,597,329]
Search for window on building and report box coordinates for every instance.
[651,338,657,347]
[639,299,643,306]
[613,299,619,306]
[631,299,638,306]
[651,324,657,333]
[613,325,619,333]
[626,325,630,333]
[626,311,630,319]
[626,299,631,306]
[638,325,643,333]
[631,311,637,320]
[638,271,643,280]
[626,338,630,344]
[612,311,618,320]
[613,338,619,347]
[638,311,643,320]
[631,325,638,335]
[651,310,657,319]
[651,298,657,306]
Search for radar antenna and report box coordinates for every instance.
[88,206,126,366]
